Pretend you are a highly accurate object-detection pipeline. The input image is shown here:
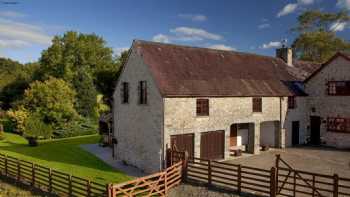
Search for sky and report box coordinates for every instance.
[0,0,350,63]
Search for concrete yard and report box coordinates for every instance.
[226,146,350,178]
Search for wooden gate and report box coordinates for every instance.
[276,154,350,197]
[200,130,225,160]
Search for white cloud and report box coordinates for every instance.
[297,0,314,5]
[258,23,271,29]
[260,41,282,49]
[0,11,26,18]
[208,44,236,51]
[0,39,30,49]
[114,47,129,56]
[330,21,348,32]
[277,3,298,17]
[152,34,170,43]
[170,27,222,41]
[337,0,350,10]
[178,14,207,22]
[0,18,52,47]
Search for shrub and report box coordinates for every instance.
[54,118,98,138]
[6,107,29,134]
[24,114,53,146]
[0,124,5,140]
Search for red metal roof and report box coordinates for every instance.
[133,40,305,97]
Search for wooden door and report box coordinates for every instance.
[230,124,237,146]
[292,121,299,145]
[310,116,321,145]
[170,134,194,158]
[200,130,225,160]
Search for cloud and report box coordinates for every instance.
[330,21,348,32]
[260,41,282,49]
[337,0,350,10]
[297,0,314,5]
[0,18,52,48]
[114,47,129,56]
[178,14,207,22]
[277,3,298,17]
[0,39,30,49]
[170,27,222,41]
[152,34,170,43]
[258,23,271,29]
[208,44,236,51]
[0,11,26,18]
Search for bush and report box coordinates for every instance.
[6,107,29,134]
[54,118,98,138]
[0,124,5,140]
[24,114,53,142]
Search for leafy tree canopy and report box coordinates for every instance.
[292,10,350,63]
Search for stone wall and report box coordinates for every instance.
[113,48,164,173]
[163,97,289,159]
[305,56,350,148]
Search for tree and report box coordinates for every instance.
[23,77,78,128]
[292,10,350,63]
[24,113,53,146]
[73,67,98,118]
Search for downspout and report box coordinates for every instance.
[161,97,165,171]
[279,97,282,148]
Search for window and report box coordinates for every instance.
[196,99,209,116]
[327,117,350,133]
[138,81,147,104]
[121,82,129,104]
[252,97,262,112]
[288,96,296,109]
[327,81,350,96]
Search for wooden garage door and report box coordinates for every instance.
[170,134,194,158]
[200,130,225,160]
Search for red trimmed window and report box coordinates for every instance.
[327,117,350,133]
[252,97,262,112]
[327,81,350,96]
[196,99,209,116]
[288,96,296,109]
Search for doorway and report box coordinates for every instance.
[310,116,321,145]
[292,121,299,145]
[230,124,237,146]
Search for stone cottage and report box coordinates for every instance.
[112,40,349,173]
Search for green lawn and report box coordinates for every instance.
[0,133,130,184]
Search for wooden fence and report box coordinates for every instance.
[107,161,183,196]
[0,153,107,197]
[171,150,350,197]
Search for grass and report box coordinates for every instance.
[0,132,130,184]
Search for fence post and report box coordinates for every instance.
[208,160,212,186]
[32,163,36,186]
[237,164,242,194]
[4,155,7,176]
[333,174,339,197]
[165,169,168,195]
[87,180,91,197]
[275,154,280,192]
[69,175,72,196]
[17,159,20,182]
[182,151,189,182]
[48,168,52,193]
[270,167,277,197]
[107,183,114,197]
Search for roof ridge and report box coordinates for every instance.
[134,39,286,63]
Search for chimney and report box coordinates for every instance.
[276,47,293,66]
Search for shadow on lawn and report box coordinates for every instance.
[0,135,120,177]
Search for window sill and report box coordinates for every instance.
[327,130,350,134]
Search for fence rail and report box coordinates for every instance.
[107,161,183,196]
[0,153,107,197]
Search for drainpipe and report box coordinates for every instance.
[161,98,165,171]
[279,97,282,148]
